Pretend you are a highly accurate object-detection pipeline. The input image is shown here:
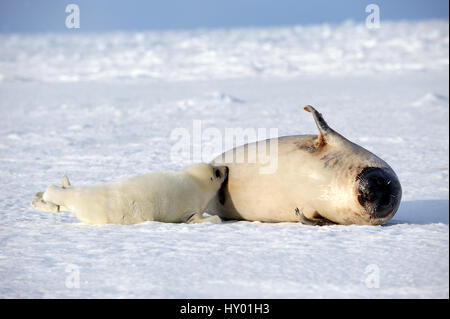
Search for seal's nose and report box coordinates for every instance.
[356,167,402,219]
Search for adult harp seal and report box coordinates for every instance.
[210,105,402,225]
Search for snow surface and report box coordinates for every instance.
[0,20,448,298]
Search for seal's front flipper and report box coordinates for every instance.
[295,208,337,226]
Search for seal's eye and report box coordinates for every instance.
[215,169,221,179]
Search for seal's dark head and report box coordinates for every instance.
[356,167,402,223]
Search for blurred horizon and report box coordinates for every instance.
[0,0,448,33]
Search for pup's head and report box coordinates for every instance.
[184,163,229,193]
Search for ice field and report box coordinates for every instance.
[0,20,448,298]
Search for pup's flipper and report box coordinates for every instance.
[62,176,71,189]
[186,213,222,224]
[31,191,69,213]
[31,192,60,213]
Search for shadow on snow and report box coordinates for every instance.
[387,199,449,225]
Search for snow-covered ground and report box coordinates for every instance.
[0,20,448,298]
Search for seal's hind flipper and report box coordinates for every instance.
[303,105,339,146]
[295,207,336,226]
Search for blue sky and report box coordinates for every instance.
[0,0,448,32]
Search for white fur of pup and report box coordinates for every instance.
[32,163,228,225]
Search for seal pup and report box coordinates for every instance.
[31,163,229,225]
[210,106,402,225]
